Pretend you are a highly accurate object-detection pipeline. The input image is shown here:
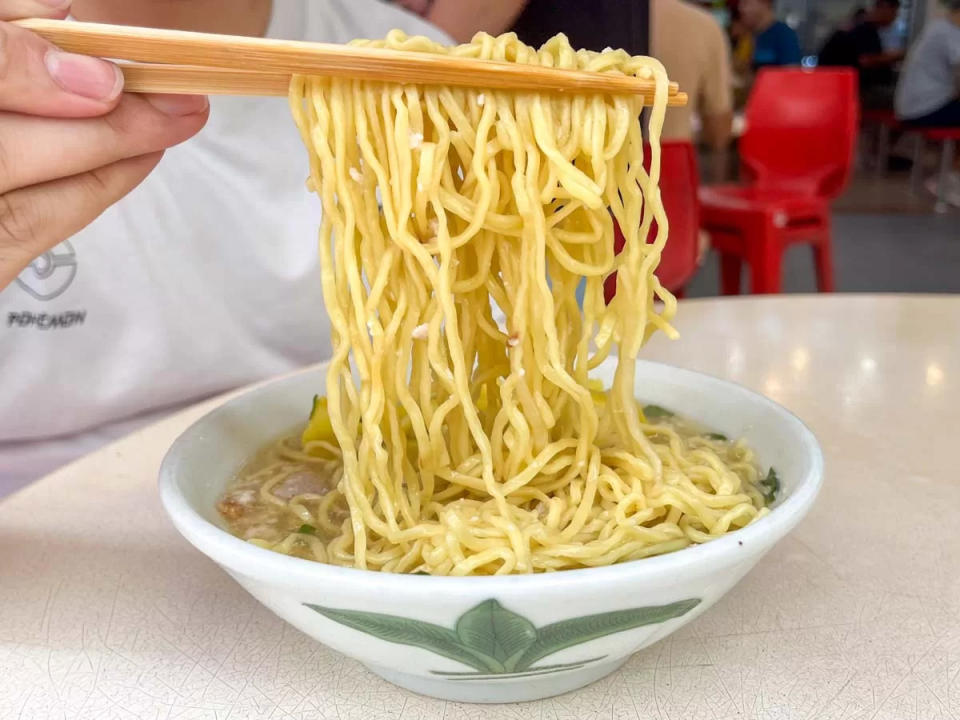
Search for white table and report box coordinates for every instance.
[2,295,958,720]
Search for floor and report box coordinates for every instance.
[684,162,960,297]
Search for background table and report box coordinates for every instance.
[2,295,958,720]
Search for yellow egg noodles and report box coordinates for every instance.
[246,31,772,575]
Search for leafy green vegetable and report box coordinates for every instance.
[759,467,780,504]
[297,524,317,535]
[643,404,674,419]
[706,432,727,441]
[303,395,336,446]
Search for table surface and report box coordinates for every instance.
[2,294,958,720]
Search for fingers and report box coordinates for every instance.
[0,0,72,22]
[0,152,163,289]
[0,2,213,291]
[0,92,209,194]
[0,17,125,117]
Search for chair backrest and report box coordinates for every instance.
[740,68,859,198]
[605,141,700,301]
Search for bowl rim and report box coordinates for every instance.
[159,360,824,592]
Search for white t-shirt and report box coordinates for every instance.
[0,0,448,494]
[895,19,960,120]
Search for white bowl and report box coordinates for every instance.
[159,360,822,704]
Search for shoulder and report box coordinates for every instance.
[656,0,721,30]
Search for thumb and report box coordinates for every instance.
[0,17,124,117]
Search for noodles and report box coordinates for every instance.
[219,31,772,575]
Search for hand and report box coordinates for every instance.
[0,0,210,291]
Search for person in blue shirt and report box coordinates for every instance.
[739,0,802,68]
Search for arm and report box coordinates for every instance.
[859,49,906,67]
[0,0,209,291]
[424,0,529,43]
[701,112,734,151]
[701,112,733,183]
[702,22,735,136]
[700,21,734,180]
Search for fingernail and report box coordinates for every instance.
[45,50,123,101]
[145,94,210,116]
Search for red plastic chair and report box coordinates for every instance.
[604,141,701,303]
[699,68,859,294]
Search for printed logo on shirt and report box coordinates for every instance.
[7,310,86,330]
[15,240,78,301]
[8,240,87,330]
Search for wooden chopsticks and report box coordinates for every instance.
[118,63,293,97]
[18,19,687,105]
[118,63,689,106]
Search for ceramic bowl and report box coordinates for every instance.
[159,360,823,703]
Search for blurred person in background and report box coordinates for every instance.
[896,0,960,127]
[509,0,647,55]
[819,0,904,109]
[651,0,733,261]
[652,0,734,154]
[738,0,802,68]
[0,0,449,494]
[730,8,756,103]
[895,0,960,204]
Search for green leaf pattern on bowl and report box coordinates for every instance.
[305,597,700,678]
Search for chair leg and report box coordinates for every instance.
[812,230,836,293]
[876,123,891,177]
[910,134,925,194]
[746,220,783,294]
[719,253,742,295]
[934,139,956,214]
[748,247,783,294]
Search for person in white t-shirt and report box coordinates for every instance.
[0,0,450,494]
